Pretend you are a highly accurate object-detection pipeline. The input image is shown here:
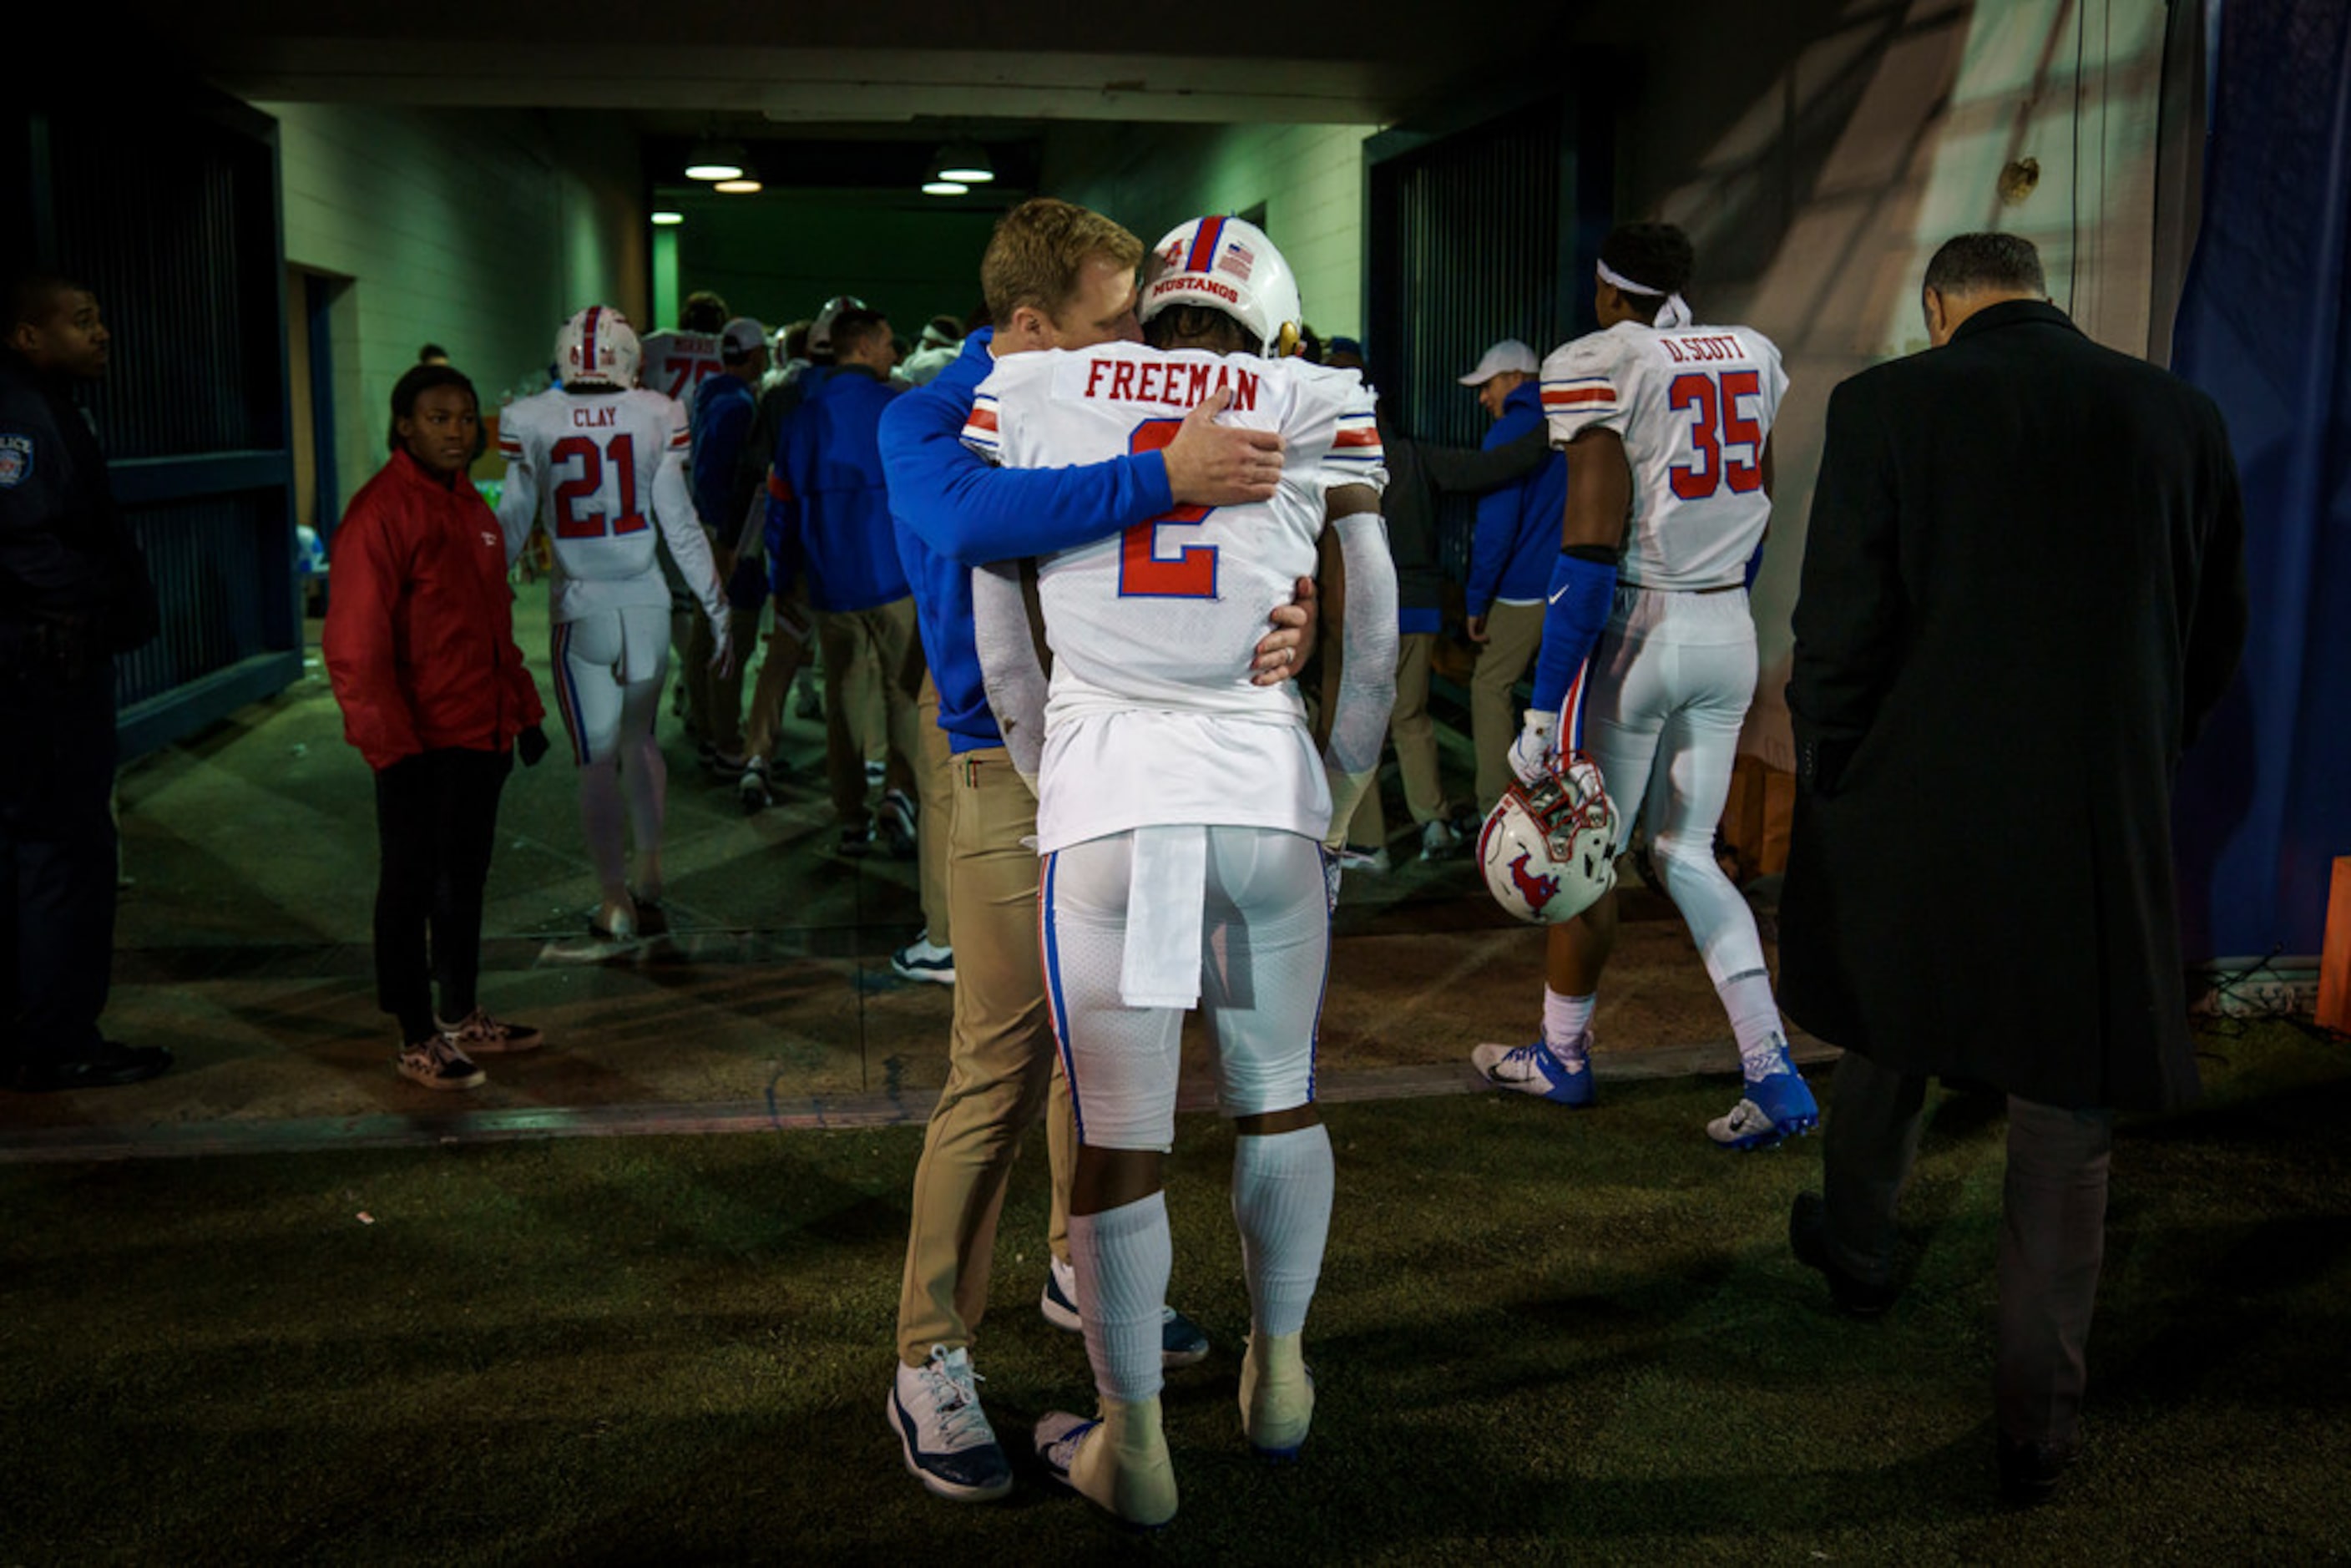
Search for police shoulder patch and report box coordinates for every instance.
[0,432,32,488]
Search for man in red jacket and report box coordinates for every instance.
[325,363,547,1090]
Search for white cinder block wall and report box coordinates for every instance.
[260,102,646,516]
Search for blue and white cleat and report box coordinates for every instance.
[1239,1331,1315,1461]
[1036,1397,1178,1528]
[1470,1038,1595,1108]
[890,1344,1013,1502]
[1707,1038,1820,1151]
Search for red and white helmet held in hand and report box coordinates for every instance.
[1140,215,1304,357]
[555,305,642,389]
[1479,752,1620,925]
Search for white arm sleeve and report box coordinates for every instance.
[653,451,727,633]
[1322,511,1399,847]
[495,453,539,569]
[972,560,1047,796]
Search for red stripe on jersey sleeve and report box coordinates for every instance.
[963,406,1000,432]
[1332,426,1381,448]
[1542,387,1617,407]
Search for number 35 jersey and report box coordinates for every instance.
[1539,321,1787,590]
[963,343,1386,849]
[496,386,721,628]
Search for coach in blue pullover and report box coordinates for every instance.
[873,196,1303,1506]
[1460,339,1568,810]
[776,308,924,851]
[686,318,768,766]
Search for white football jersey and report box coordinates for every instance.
[638,329,726,404]
[965,343,1385,851]
[1540,320,1787,589]
[496,387,722,627]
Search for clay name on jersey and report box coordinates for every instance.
[569,404,623,429]
[1059,353,1266,413]
[1657,333,1752,365]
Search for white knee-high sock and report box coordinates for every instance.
[1231,1124,1333,1338]
[1069,1191,1170,1404]
[618,734,668,891]
[1542,989,1595,1065]
[1717,969,1787,1077]
[577,761,629,897]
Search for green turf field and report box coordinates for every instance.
[5,1020,2345,1564]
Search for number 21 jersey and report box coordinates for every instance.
[496,386,718,625]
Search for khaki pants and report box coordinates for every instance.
[896,748,1075,1363]
[914,673,954,945]
[1471,599,1546,812]
[813,599,923,827]
[683,604,764,756]
[1347,630,1448,850]
[741,595,812,764]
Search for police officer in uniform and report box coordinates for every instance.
[0,273,170,1090]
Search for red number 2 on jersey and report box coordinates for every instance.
[1666,370,1764,500]
[1118,417,1218,599]
[550,433,651,539]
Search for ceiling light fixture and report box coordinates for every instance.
[713,178,763,195]
[685,138,747,181]
[934,141,995,184]
[922,180,970,197]
[651,210,685,226]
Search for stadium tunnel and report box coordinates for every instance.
[10,0,2328,962]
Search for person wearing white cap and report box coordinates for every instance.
[900,315,966,386]
[1459,337,1566,814]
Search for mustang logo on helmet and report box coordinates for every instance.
[1509,851,1561,915]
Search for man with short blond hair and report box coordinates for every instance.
[878,196,1305,1503]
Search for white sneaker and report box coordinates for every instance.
[878,788,918,859]
[437,1009,543,1055]
[891,933,956,985]
[1419,819,1463,861]
[888,1345,1012,1502]
[738,756,773,813]
[1337,845,1391,873]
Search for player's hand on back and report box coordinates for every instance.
[1164,387,1283,507]
[1251,575,1317,687]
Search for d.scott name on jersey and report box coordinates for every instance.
[1069,355,1266,412]
[1658,333,1753,364]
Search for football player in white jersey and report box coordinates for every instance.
[498,306,731,947]
[637,290,731,403]
[968,216,1396,1528]
[1471,222,1820,1151]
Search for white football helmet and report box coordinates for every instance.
[555,306,642,389]
[809,294,866,356]
[1140,215,1303,357]
[1479,753,1621,925]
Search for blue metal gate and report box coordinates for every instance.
[8,88,300,761]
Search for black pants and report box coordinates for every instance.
[0,661,119,1069]
[1821,1051,2116,1445]
[372,746,512,1043]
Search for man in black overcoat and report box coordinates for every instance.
[1777,234,2247,1504]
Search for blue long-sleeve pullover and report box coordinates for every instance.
[778,365,909,614]
[1464,382,1566,617]
[878,330,1177,752]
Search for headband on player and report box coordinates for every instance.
[1596,260,1692,331]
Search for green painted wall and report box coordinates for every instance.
[666,191,1004,338]
[1042,123,1381,339]
[261,103,646,514]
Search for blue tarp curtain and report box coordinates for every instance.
[2170,0,2351,960]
